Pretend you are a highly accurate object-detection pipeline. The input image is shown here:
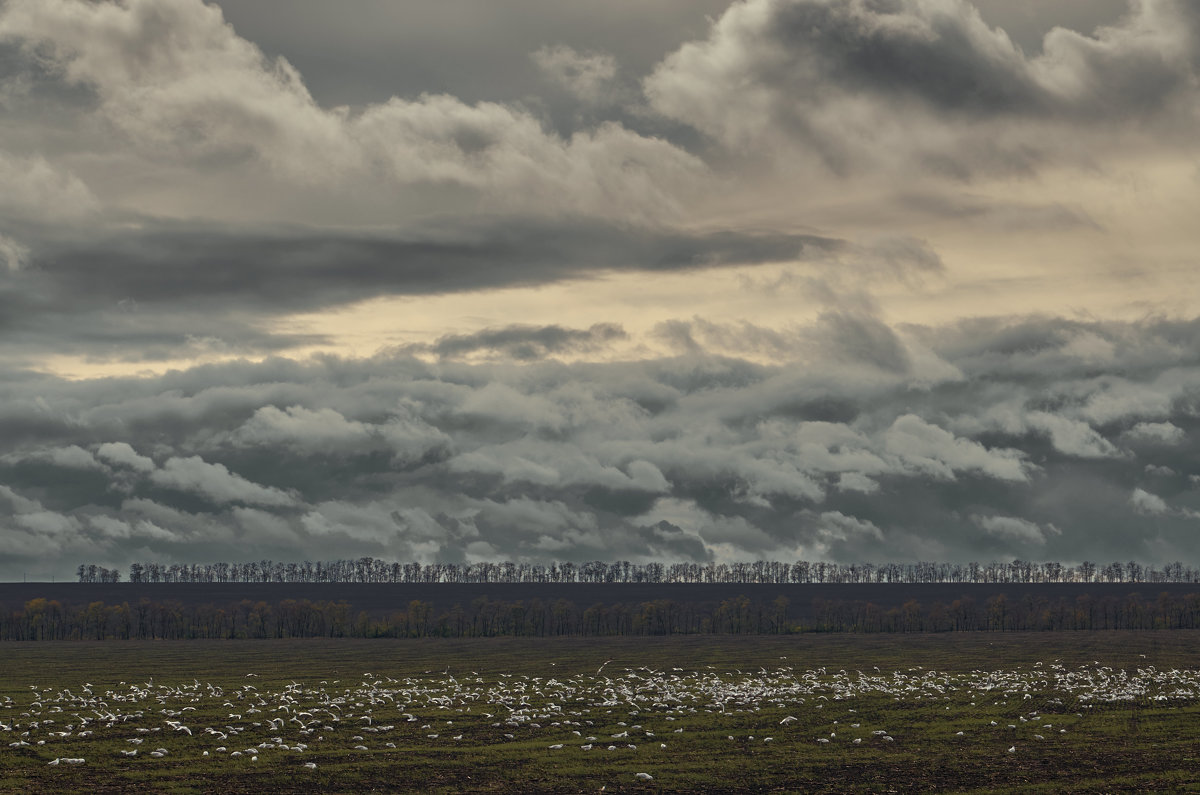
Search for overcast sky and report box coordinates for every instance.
[1,0,1199,580]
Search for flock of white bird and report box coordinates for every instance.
[3,659,1197,784]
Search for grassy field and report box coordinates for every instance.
[2,633,1200,793]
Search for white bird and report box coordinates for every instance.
[635,773,654,781]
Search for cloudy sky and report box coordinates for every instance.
[2,0,1200,580]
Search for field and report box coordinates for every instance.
[3,633,1200,793]
[5,581,1198,621]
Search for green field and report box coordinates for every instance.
[2,633,1200,793]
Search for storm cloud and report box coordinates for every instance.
[1,1,1198,578]
[645,0,1200,175]
[2,314,1200,579]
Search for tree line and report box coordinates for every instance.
[79,558,1200,585]
[10,590,1200,640]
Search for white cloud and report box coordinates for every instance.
[532,44,618,103]
[1026,412,1119,459]
[1078,379,1174,425]
[816,511,883,543]
[972,514,1058,545]
[836,472,879,494]
[15,509,81,536]
[0,484,42,514]
[302,500,416,546]
[1127,421,1186,445]
[96,441,156,473]
[1131,487,1170,515]
[0,0,704,223]
[16,445,102,470]
[235,405,374,451]
[150,455,294,507]
[884,414,1029,482]
[88,514,179,541]
[0,233,28,272]
[626,459,671,493]
[0,152,96,220]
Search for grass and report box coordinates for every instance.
[1,632,1199,793]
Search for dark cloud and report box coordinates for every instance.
[817,311,911,373]
[645,0,1200,175]
[69,222,824,307]
[2,314,1200,579]
[0,1,1197,580]
[765,0,1043,116]
[409,322,628,361]
[0,218,841,364]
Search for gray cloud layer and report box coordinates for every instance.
[1,1,1198,577]
[0,1,1194,367]
[4,314,1200,579]
[646,0,1200,178]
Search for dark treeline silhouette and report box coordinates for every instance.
[75,564,122,583]
[9,590,1200,640]
[92,558,1200,585]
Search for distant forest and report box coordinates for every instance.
[79,558,1200,586]
[8,590,1200,641]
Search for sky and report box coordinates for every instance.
[1,0,1199,580]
